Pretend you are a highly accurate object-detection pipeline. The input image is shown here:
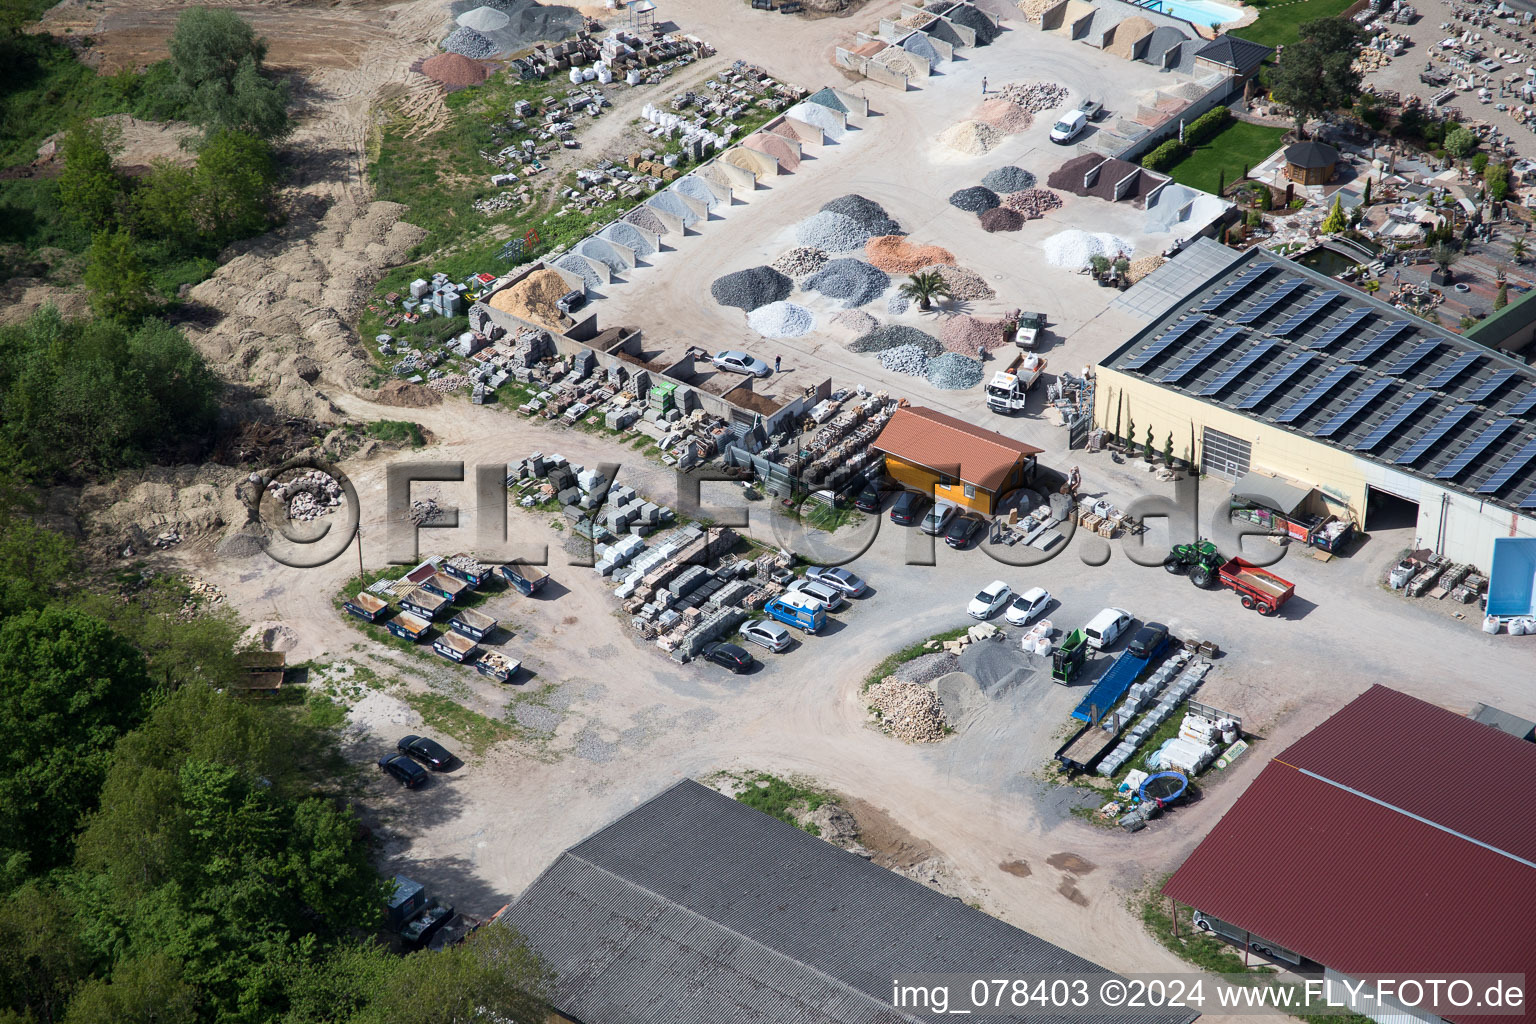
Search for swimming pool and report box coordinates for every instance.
[1136,0,1244,27]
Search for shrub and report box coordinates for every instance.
[1184,105,1232,147]
[1142,139,1185,172]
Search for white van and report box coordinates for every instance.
[1083,607,1133,649]
[1050,109,1087,144]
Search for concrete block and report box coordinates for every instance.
[557,486,581,506]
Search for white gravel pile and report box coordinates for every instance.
[879,344,930,376]
[1043,229,1135,269]
[925,352,985,389]
[674,175,720,210]
[868,678,948,742]
[771,246,829,278]
[458,5,510,31]
[648,190,700,228]
[747,301,816,338]
[785,100,847,139]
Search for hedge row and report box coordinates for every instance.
[1140,106,1235,172]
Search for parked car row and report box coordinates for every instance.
[378,734,457,788]
[700,564,872,674]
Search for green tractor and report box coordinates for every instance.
[1164,539,1224,589]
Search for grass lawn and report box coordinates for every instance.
[1165,120,1288,195]
[1229,0,1358,48]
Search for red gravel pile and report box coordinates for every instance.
[974,98,1033,134]
[746,131,800,171]
[940,315,1009,356]
[1002,188,1065,217]
[865,235,957,274]
[979,207,1024,232]
[422,52,488,91]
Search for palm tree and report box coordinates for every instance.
[1512,237,1527,264]
[1430,241,1461,281]
[899,271,951,311]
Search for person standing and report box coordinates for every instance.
[774,355,782,373]
[981,76,988,95]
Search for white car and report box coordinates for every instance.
[1050,109,1087,144]
[741,620,792,652]
[967,580,1012,619]
[1004,587,1051,626]
[805,566,866,596]
[1084,607,1134,649]
[787,577,846,612]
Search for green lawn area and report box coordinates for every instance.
[1229,0,1358,48]
[1165,120,1288,195]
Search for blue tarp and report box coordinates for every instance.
[1487,536,1536,617]
[1072,649,1150,723]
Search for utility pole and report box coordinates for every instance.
[356,527,365,584]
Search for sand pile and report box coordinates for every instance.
[1017,0,1055,19]
[866,236,956,274]
[975,98,1033,134]
[488,269,570,329]
[938,120,1001,156]
[1107,16,1156,59]
[421,52,488,91]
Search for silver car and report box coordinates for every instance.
[712,350,771,378]
[805,566,866,596]
[787,577,846,612]
[741,620,792,652]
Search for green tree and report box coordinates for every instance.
[1320,195,1346,233]
[1472,152,1490,176]
[1496,281,1509,309]
[0,882,90,1023]
[0,472,78,614]
[1444,125,1477,159]
[194,131,278,244]
[61,954,198,1024]
[0,606,153,874]
[57,120,124,237]
[1270,18,1365,135]
[168,10,290,139]
[358,924,552,1024]
[1486,162,1512,202]
[1430,241,1461,279]
[1512,237,1526,263]
[898,270,951,311]
[1362,177,1372,206]
[84,229,154,323]
[132,159,201,250]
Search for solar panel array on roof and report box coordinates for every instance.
[1344,320,1413,362]
[1314,379,1395,438]
[1197,341,1278,396]
[1521,489,1536,509]
[1123,317,1203,370]
[1272,291,1341,336]
[1276,366,1356,423]
[1195,262,1271,312]
[1356,393,1435,451]
[1234,279,1307,324]
[1478,437,1536,494]
[1508,387,1536,417]
[1386,338,1444,377]
[1435,419,1516,479]
[1160,326,1242,384]
[1468,369,1519,403]
[1395,405,1478,464]
[1235,353,1316,410]
[1425,352,1482,390]
[1304,307,1372,349]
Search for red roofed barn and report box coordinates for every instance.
[872,406,1041,514]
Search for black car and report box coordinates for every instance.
[854,482,885,513]
[378,753,428,788]
[398,734,455,770]
[943,512,985,549]
[889,491,930,526]
[702,642,753,673]
[1127,622,1170,660]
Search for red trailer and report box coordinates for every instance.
[1217,558,1294,615]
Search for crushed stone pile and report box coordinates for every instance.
[674,175,720,210]
[993,80,1069,114]
[1043,229,1134,269]
[851,324,943,356]
[797,211,874,253]
[1017,0,1056,20]
[457,5,510,31]
[981,165,1037,193]
[1003,187,1064,217]
[805,259,890,307]
[938,119,1001,156]
[443,0,584,57]
[887,292,911,315]
[806,86,849,113]
[421,52,488,90]
[1126,254,1166,283]
[894,651,961,685]
[604,220,657,256]
[487,269,569,329]
[922,263,995,300]
[865,235,956,274]
[949,186,1001,213]
[648,189,700,228]
[622,205,669,237]
[975,98,1033,134]
[821,194,903,237]
[831,309,879,334]
[979,207,1024,232]
[902,31,945,65]
[578,236,627,272]
[947,4,1000,43]
[926,351,986,389]
[711,265,792,311]
[554,252,602,289]
[868,678,948,742]
[747,301,816,338]
[771,246,829,278]
[442,25,495,59]
[941,315,1009,356]
[879,344,930,376]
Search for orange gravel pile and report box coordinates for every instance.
[974,98,1033,134]
[421,53,488,91]
[865,235,957,274]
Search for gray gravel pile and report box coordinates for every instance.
[850,324,943,355]
[958,640,1034,696]
[554,253,602,289]
[747,301,816,338]
[879,344,930,376]
[603,221,656,256]
[711,265,792,311]
[949,186,1001,213]
[771,246,829,278]
[796,211,873,253]
[623,205,670,236]
[887,292,911,315]
[578,237,627,272]
[805,258,890,308]
[674,176,721,210]
[902,30,944,65]
[894,651,961,685]
[806,86,850,113]
[444,0,584,57]
[648,190,700,228]
[926,351,986,389]
[946,4,999,43]
[981,165,1037,193]
[821,194,903,237]
[442,25,495,58]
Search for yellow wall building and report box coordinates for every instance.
[873,406,1040,515]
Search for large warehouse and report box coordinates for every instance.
[1163,685,1536,1024]
[1096,249,1536,569]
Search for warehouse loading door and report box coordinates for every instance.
[1201,427,1251,481]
